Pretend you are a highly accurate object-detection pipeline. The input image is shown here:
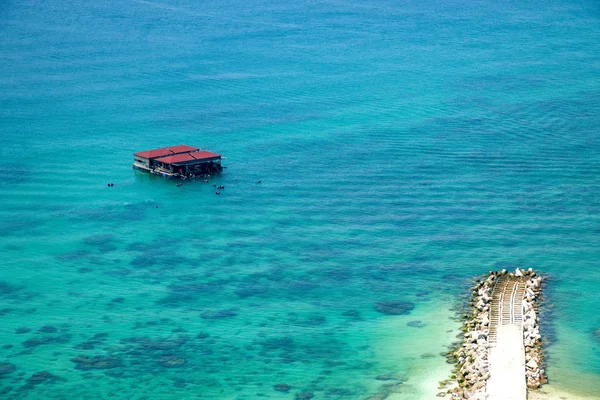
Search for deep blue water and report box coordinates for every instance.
[1,0,599,399]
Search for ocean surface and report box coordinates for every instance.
[1,0,599,399]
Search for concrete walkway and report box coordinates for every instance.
[487,325,527,400]
[487,276,527,400]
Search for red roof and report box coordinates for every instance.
[192,151,221,160]
[168,144,199,154]
[134,147,173,159]
[154,150,221,165]
[154,153,197,164]
[134,145,199,159]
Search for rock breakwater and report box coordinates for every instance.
[521,269,547,389]
[438,269,546,399]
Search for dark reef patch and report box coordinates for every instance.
[157,280,229,306]
[71,355,124,370]
[156,293,195,307]
[133,318,174,329]
[406,320,425,328]
[27,371,66,385]
[76,341,96,350]
[130,250,193,270]
[342,310,361,318]
[295,392,315,400]
[374,301,415,316]
[274,383,292,393]
[173,379,187,388]
[75,332,109,351]
[0,281,23,297]
[325,387,354,396]
[129,252,160,267]
[127,242,150,252]
[0,362,16,376]
[56,250,93,262]
[38,325,58,333]
[24,371,65,387]
[107,334,202,374]
[375,373,407,382]
[258,337,295,351]
[83,234,114,245]
[105,268,131,277]
[305,314,327,326]
[23,334,71,348]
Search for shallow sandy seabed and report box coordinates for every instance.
[529,385,600,400]
[370,299,458,400]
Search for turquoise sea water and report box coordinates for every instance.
[1,0,599,398]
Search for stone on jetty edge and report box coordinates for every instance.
[521,269,547,389]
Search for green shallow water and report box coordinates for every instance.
[1,0,600,398]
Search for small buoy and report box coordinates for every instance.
[155,205,159,208]
[256,180,262,184]
[215,191,221,195]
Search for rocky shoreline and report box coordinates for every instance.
[438,269,546,399]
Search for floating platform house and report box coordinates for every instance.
[133,145,222,178]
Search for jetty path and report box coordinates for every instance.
[487,276,528,400]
